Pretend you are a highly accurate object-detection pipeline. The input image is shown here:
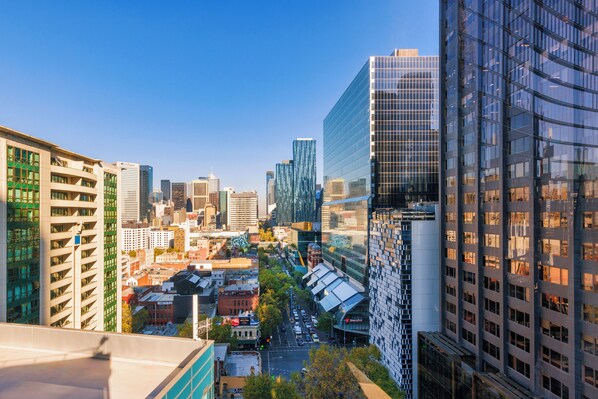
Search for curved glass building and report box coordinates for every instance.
[427,1,598,398]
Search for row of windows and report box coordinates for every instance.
[582,242,598,261]
[7,146,40,165]
[542,346,569,372]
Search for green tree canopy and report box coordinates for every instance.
[122,302,133,333]
[243,373,273,399]
[258,302,282,337]
[127,250,137,258]
[317,312,334,333]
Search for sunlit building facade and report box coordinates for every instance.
[293,138,317,223]
[275,160,294,225]
[322,49,439,286]
[419,1,598,398]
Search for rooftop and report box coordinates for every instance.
[225,351,260,377]
[0,323,213,399]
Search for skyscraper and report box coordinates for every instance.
[229,192,258,232]
[191,179,209,213]
[266,170,275,214]
[161,179,171,201]
[208,173,220,194]
[418,2,598,398]
[220,186,235,229]
[275,160,293,225]
[116,161,140,222]
[139,165,153,222]
[171,182,186,210]
[1,125,122,332]
[293,138,317,222]
[322,49,439,286]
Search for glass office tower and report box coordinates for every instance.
[275,160,294,225]
[424,1,598,398]
[322,49,439,286]
[171,182,186,210]
[293,139,317,222]
[161,179,171,201]
[139,165,153,222]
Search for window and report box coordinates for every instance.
[464,192,476,204]
[51,207,69,217]
[446,194,456,205]
[51,174,68,184]
[583,366,598,389]
[540,181,568,200]
[463,291,476,305]
[462,251,476,264]
[483,212,499,225]
[543,374,569,398]
[542,293,568,315]
[484,298,500,315]
[445,319,456,333]
[484,319,500,337]
[462,328,476,345]
[510,331,530,352]
[542,346,569,372]
[446,301,456,315]
[508,355,530,378]
[463,309,476,325]
[51,191,69,200]
[508,186,529,202]
[484,256,500,269]
[484,234,500,248]
[583,304,598,325]
[509,307,530,327]
[541,239,569,257]
[541,212,567,228]
[446,212,457,222]
[483,189,500,203]
[446,230,456,242]
[508,284,530,302]
[583,212,598,229]
[582,242,598,261]
[509,260,529,276]
[446,248,457,260]
[463,231,477,244]
[446,285,456,297]
[446,266,456,278]
[463,271,476,284]
[507,161,530,178]
[483,276,500,292]
[463,212,475,224]
[541,264,568,286]
[508,212,529,227]
[582,272,598,292]
[542,319,568,343]
[483,340,500,360]
[582,335,598,357]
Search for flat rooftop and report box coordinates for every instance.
[226,352,260,377]
[0,323,213,399]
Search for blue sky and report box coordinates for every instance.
[0,1,438,212]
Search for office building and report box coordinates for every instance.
[208,173,220,194]
[419,2,598,398]
[149,229,174,250]
[228,192,258,231]
[161,179,171,201]
[139,165,153,222]
[1,125,122,332]
[293,138,317,222]
[204,203,216,229]
[191,179,209,213]
[0,323,215,399]
[116,161,140,222]
[322,49,439,286]
[369,205,440,398]
[208,191,219,211]
[275,160,293,225]
[266,170,276,214]
[171,182,186,210]
[220,186,234,229]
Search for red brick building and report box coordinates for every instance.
[217,283,259,316]
[137,291,175,326]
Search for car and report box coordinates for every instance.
[304,335,312,342]
[294,321,299,327]
[313,320,318,327]
[309,327,316,334]
[301,367,308,376]
[312,334,320,343]
[297,339,304,346]
[305,323,312,329]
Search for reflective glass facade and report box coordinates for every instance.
[293,139,317,222]
[6,146,40,324]
[322,51,439,286]
[171,182,186,210]
[139,165,152,222]
[438,1,598,397]
[161,179,171,201]
[275,161,294,225]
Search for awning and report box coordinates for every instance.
[320,294,341,312]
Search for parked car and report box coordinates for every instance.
[297,339,304,346]
[304,334,312,342]
[305,323,312,329]
[312,334,320,343]
[309,327,316,334]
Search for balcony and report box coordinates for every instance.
[81,293,97,307]
[50,303,72,321]
[49,246,72,258]
[50,164,97,180]
[49,182,97,196]
[50,275,72,291]
[50,289,72,305]
[50,260,73,275]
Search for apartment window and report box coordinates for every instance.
[508,186,529,202]
[484,319,500,337]
[463,309,476,325]
[446,230,456,242]
[543,374,569,398]
[483,189,500,203]
[462,251,476,264]
[446,301,456,315]
[484,298,500,315]
[81,180,95,188]
[446,212,457,223]
[541,212,567,228]
[483,212,499,225]
[542,346,569,372]
[446,248,457,260]
[446,266,456,278]
[509,260,530,276]
[509,307,530,327]
[582,242,598,261]
[510,331,530,352]
[584,366,598,389]
[446,285,456,297]
[542,319,568,343]
[464,192,476,204]
[51,207,69,217]
[445,319,456,333]
[483,340,500,360]
[541,239,569,257]
[507,161,530,178]
[462,328,476,345]
[582,273,598,292]
[508,284,530,302]
[463,271,476,285]
[463,231,477,244]
[483,276,500,292]
[483,256,500,269]
[540,182,568,200]
[51,174,69,184]
[484,233,500,248]
[542,293,568,315]
[583,212,598,229]
[463,291,476,305]
[541,264,568,286]
[582,335,598,357]
[508,212,529,227]
[463,212,475,224]
[583,304,598,325]
[446,194,456,205]
[508,355,530,378]
[51,191,69,200]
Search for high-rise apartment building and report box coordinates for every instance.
[116,161,140,222]
[369,205,440,399]
[418,2,598,398]
[293,138,317,222]
[275,160,294,225]
[122,222,150,252]
[161,179,171,201]
[322,49,439,286]
[139,165,153,222]
[228,192,258,232]
[0,125,122,332]
[191,179,209,213]
[171,182,186,210]
[266,170,275,214]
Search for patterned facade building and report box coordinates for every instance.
[0,125,122,332]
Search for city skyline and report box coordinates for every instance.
[0,1,439,213]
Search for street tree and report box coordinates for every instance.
[122,303,133,333]
[348,345,404,398]
[272,377,300,399]
[257,302,282,337]
[243,373,273,399]
[132,307,149,332]
[317,312,334,334]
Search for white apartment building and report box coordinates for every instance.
[122,222,150,252]
[228,192,258,231]
[149,229,174,249]
[0,125,122,332]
